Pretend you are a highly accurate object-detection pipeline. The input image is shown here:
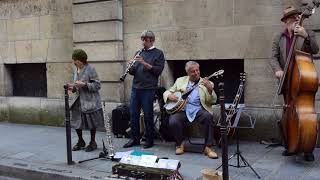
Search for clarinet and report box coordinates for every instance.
[120,49,143,81]
[102,101,115,159]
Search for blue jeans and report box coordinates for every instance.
[130,88,155,143]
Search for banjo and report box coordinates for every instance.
[164,70,224,114]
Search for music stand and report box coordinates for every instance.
[216,104,261,179]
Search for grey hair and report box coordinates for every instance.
[141,30,155,41]
[185,61,199,72]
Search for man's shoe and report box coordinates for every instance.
[72,140,85,151]
[123,139,140,148]
[175,144,184,155]
[204,146,218,159]
[282,149,296,156]
[85,141,97,152]
[304,152,314,162]
[143,142,154,149]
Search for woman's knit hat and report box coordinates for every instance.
[72,49,88,63]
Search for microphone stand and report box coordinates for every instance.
[78,140,116,163]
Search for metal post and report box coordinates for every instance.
[64,85,74,165]
[219,82,229,180]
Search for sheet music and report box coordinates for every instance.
[114,150,133,159]
[156,159,180,170]
[138,155,158,167]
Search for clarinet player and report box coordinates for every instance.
[123,30,165,149]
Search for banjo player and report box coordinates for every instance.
[163,61,219,159]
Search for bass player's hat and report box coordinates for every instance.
[281,5,301,22]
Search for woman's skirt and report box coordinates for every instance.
[71,98,104,130]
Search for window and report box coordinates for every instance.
[5,63,47,97]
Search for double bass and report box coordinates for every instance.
[277,1,320,155]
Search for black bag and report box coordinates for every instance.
[156,87,175,142]
[112,105,130,138]
[159,111,175,142]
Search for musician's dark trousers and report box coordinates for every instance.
[130,88,155,144]
[169,109,215,146]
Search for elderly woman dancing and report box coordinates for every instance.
[68,49,104,152]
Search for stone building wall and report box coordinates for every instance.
[73,0,124,106]
[0,0,73,125]
[0,0,319,142]
[0,0,73,97]
[123,0,320,103]
[122,0,320,140]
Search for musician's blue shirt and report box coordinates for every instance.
[185,81,201,122]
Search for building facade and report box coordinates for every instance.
[0,0,319,140]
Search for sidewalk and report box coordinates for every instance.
[0,122,319,180]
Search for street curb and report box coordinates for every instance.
[0,158,115,180]
[0,164,81,180]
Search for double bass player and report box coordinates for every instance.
[271,5,319,161]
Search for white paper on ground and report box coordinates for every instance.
[138,155,158,167]
[114,150,133,159]
[156,159,180,170]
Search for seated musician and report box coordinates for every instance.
[163,61,218,159]
[271,6,319,161]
